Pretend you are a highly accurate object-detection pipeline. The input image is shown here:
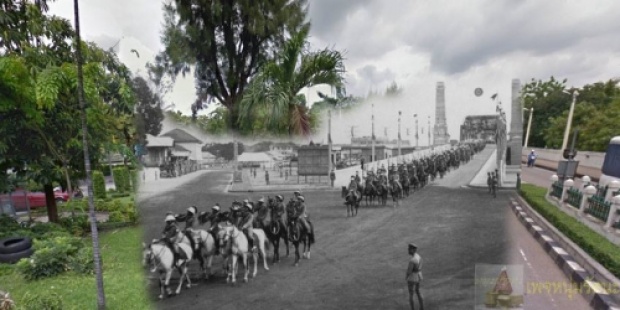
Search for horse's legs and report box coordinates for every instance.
[158,271,165,299]
[206,255,214,279]
[231,255,238,284]
[164,269,173,296]
[243,254,250,282]
[252,252,259,278]
[284,233,290,257]
[259,238,269,271]
[294,242,300,266]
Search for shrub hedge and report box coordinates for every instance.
[16,235,93,281]
[112,167,125,193]
[92,171,106,200]
[520,183,620,278]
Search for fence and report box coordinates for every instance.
[586,195,612,223]
[550,181,563,199]
[566,187,582,209]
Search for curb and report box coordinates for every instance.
[509,197,620,309]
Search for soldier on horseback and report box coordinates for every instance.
[162,215,185,263]
[355,171,361,185]
[238,202,256,251]
[273,195,288,236]
[201,204,222,251]
[290,196,311,238]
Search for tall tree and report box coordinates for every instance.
[521,77,568,148]
[148,0,308,128]
[385,81,403,97]
[73,0,106,308]
[238,24,345,136]
[132,76,164,144]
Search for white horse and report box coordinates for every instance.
[142,240,192,299]
[183,228,222,280]
[217,224,270,284]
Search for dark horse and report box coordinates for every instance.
[253,198,290,264]
[286,200,315,266]
[363,181,376,205]
[375,182,388,206]
[344,189,360,217]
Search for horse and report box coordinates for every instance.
[375,182,388,206]
[345,189,359,217]
[286,200,316,266]
[389,179,403,207]
[400,175,410,197]
[363,181,376,205]
[259,197,290,263]
[183,228,220,280]
[216,223,264,284]
[142,240,192,299]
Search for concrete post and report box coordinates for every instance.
[549,174,558,196]
[581,175,591,190]
[561,179,574,203]
[580,185,596,217]
[605,180,620,203]
[604,195,620,230]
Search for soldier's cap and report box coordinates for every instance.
[276,195,283,201]
[258,197,265,203]
[298,196,305,202]
[165,215,176,222]
[243,199,249,204]
[408,243,417,249]
[293,190,301,195]
[245,203,253,210]
[187,206,197,215]
[212,205,220,211]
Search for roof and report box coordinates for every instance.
[161,128,202,144]
[238,152,273,162]
[145,134,174,147]
[171,144,191,157]
[202,151,216,159]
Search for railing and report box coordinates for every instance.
[586,195,612,222]
[551,181,563,199]
[613,189,620,197]
[595,184,608,198]
[566,187,582,209]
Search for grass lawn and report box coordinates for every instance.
[520,183,620,278]
[0,226,153,310]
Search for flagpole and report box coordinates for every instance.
[328,109,332,177]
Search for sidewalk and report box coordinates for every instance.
[137,169,215,201]
[468,146,498,188]
[229,167,337,193]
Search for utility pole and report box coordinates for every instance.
[561,90,579,152]
[415,114,419,148]
[328,109,332,177]
[398,111,402,160]
[524,107,533,148]
[372,103,375,162]
[428,116,431,148]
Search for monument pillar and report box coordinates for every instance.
[503,78,523,188]
[433,82,450,145]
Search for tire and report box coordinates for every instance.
[0,247,34,264]
[0,237,32,254]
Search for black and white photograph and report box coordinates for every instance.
[1,0,620,309]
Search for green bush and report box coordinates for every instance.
[67,246,94,275]
[57,215,90,237]
[19,292,63,310]
[92,171,106,200]
[109,192,130,199]
[112,167,125,193]
[122,167,131,192]
[16,236,88,281]
[0,262,14,276]
[129,169,139,192]
[520,184,620,278]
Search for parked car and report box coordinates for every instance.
[0,188,70,210]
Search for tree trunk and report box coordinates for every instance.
[63,162,73,199]
[73,0,106,308]
[44,183,59,223]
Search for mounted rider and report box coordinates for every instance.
[355,171,362,186]
[201,203,222,251]
[273,195,288,236]
[161,215,186,263]
[238,201,256,251]
[290,195,311,236]
[253,197,267,228]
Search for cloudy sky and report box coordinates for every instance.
[49,0,620,145]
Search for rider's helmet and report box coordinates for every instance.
[245,202,253,211]
[187,206,197,215]
[298,196,305,202]
[258,197,265,203]
[293,190,301,197]
[165,215,176,223]
[232,201,242,211]
[276,195,283,201]
[212,204,220,212]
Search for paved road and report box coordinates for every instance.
[137,146,590,309]
[521,165,590,189]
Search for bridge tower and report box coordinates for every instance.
[433,82,450,146]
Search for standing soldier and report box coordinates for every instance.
[406,243,424,310]
[330,168,336,187]
[487,172,492,193]
[361,156,365,171]
[355,171,361,186]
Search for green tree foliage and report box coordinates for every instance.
[132,76,164,144]
[385,81,403,97]
[238,25,345,136]
[521,76,569,148]
[148,0,309,126]
[92,171,106,200]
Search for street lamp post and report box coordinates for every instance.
[398,111,402,160]
[561,90,579,152]
[427,116,431,148]
[523,107,533,148]
[371,103,375,162]
[414,114,419,148]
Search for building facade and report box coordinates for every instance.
[460,115,498,143]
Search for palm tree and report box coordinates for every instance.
[239,24,345,137]
[73,0,106,308]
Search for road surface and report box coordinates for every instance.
[138,146,590,309]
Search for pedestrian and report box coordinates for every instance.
[253,169,257,179]
[330,169,336,187]
[265,171,270,185]
[361,157,365,171]
[487,172,492,193]
[406,243,424,310]
[285,170,289,180]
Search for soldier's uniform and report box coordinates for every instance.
[274,195,288,236]
[238,203,255,250]
[162,215,185,262]
[292,196,311,234]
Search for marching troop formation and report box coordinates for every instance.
[143,141,485,299]
[143,191,315,299]
[342,141,486,216]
